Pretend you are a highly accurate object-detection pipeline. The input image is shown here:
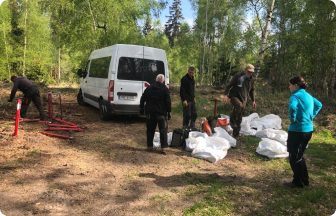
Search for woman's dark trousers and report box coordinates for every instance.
[287,131,312,187]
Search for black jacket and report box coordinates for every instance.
[180,73,195,102]
[10,77,39,100]
[224,72,255,103]
[140,82,171,115]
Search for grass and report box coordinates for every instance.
[150,193,172,202]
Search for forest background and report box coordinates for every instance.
[0,0,336,98]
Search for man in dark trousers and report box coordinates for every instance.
[8,75,46,120]
[180,66,197,128]
[140,74,171,154]
[223,64,256,138]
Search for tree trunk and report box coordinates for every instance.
[199,26,203,85]
[2,21,11,79]
[254,0,275,78]
[58,45,61,80]
[206,37,211,85]
[87,0,98,48]
[331,17,336,96]
[225,53,233,85]
[201,0,208,86]
[198,29,202,86]
[319,33,328,97]
[23,0,28,76]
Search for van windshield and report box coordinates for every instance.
[117,57,165,84]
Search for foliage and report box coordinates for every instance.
[0,0,335,99]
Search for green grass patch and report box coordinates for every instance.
[305,144,336,168]
[266,186,336,216]
[184,182,232,215]
[171,99,183,115]
[311,128,336,144]
[150,193,172,202]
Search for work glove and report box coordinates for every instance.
[8,99,13,102]
[168,112,172,120]
[194,98,197,103]
[140,108,145,115]
[182,100,188,107]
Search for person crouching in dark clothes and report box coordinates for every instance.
[8,76,47,121]
[140,74,172,154]
[223,64,256,138]
[180,67,197,128]
[284,76,322,188]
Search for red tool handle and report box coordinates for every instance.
[14,99,21,136]
[47,124,78,128]
[39,131,73,139]
[52,117,77,126]
[45,127,84,132]
[214,98,218,117]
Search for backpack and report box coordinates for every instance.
[171,126,198,149]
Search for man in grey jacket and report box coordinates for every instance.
[223,64,256,138]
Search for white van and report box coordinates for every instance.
[77,44,169,120]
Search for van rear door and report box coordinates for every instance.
[113,45,144,114]
[143,47,167,86]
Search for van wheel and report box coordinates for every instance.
[77,91,87,106]
[99,100,110,121]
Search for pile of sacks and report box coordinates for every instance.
[153,113,289,162]
[153,118,236,163]
[185,127,237,163]
[238,113,289,159]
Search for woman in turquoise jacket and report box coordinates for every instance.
[284,76,322,188]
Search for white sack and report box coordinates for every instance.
[153,132,161,148]
[227,125,233,133]
[191,137,231,163]
[212,127,237,148]
[191,150,227,163]
[251,114,282,130]
[153,132,173,148]
[185,132,208,151]
[240,113,259,136]
[204,137,231,151]
[256,138,289,159]
[255,129,287,146]
[167,132,173,146]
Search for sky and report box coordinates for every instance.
[0,0,5,6]
[159,0,195,27]
[157,0,252,31]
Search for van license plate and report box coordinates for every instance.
[120,95,136,100]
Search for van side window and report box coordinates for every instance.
[117,57,165,84]
[83,60,90,78]
[89,56,111,78]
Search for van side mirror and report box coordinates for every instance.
[77,69,87,78]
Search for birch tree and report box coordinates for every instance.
[0,1,12,80]
[253,0,275,78]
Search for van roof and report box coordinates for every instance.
[89,44,165,59]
